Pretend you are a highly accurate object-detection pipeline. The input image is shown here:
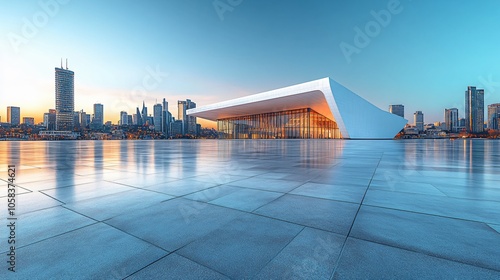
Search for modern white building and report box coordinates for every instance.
[187,78,407,139]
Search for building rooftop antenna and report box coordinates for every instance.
[66,58,68,70]
[60,58,63,68]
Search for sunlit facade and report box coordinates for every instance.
[217,108,340,139]
[188,78,407,139]
[55,67,75,131]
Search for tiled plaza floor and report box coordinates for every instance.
[0,139,499,279]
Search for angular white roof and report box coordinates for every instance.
[187,77,407,139]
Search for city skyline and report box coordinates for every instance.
[1,0,500,125]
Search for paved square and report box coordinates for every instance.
[1,139,499,279]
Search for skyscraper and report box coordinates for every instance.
[465,86,484,133]
[120,111,128,125]
[153,103,162,131]
[73,111,80,129]
[162,98,171,136]
[92,103,104,130]
[389,105,404,118]
[44,109,57,130]
[7,106,20,126]
[178,99,197,135]
[186,99,197,135]
[141,101,148,123]
[444,108,459,132]
[488,103,500,130]
[414,111,424,132]
[79,110,88,129]
[55,62,74,131]
[135,107,143,125]
[178,100,187,134]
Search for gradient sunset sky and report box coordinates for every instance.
[1,0,500,126]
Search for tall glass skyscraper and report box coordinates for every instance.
[162,98,171,136]
[178,99,197,135]
[444,108,459,132]
[153,103,162,131]
[92,103,104,129]
[413,111,424,132]
[55,64,75,131]
[7,106,20,126]
[465,86,484,133]
[487,103,500,130]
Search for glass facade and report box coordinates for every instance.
[217,108,341,139]
[55,67,75,131]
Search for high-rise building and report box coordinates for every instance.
[414,111,424,132]
[7,106,20,126]
[177,100,187,134]
[132,114,138,125]
[389,104,404,118]
[186,100,197,135]
[444,108,459,132]
[120,111,128,125]
[178,99,197,135]
[487,103,500,130]
[465,86,484,133]
[92,103,104,130]
[171,120,183,137]
[78,110,88,129]
[73,111,80,129]
[135,107,143,125]
[44,109,57,130]
[141,101,148,123]
[153,103,162,131]
[55,62,75,131]
[162,98,171,136]
[23,117,34,126]
[43,113,48,127]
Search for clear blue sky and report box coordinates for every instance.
[1,0,500,125]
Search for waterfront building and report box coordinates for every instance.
[178,99,197,135]
[487,103,500,130]
[188,78,406,139]
[445,108,459,132]
[153,103,162,131]
[7,106,20,126]
[23,117,35,126]
[55,61,74,131]
[465,86,484,133]
[120,111,128,125]
[389,104,404,118]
